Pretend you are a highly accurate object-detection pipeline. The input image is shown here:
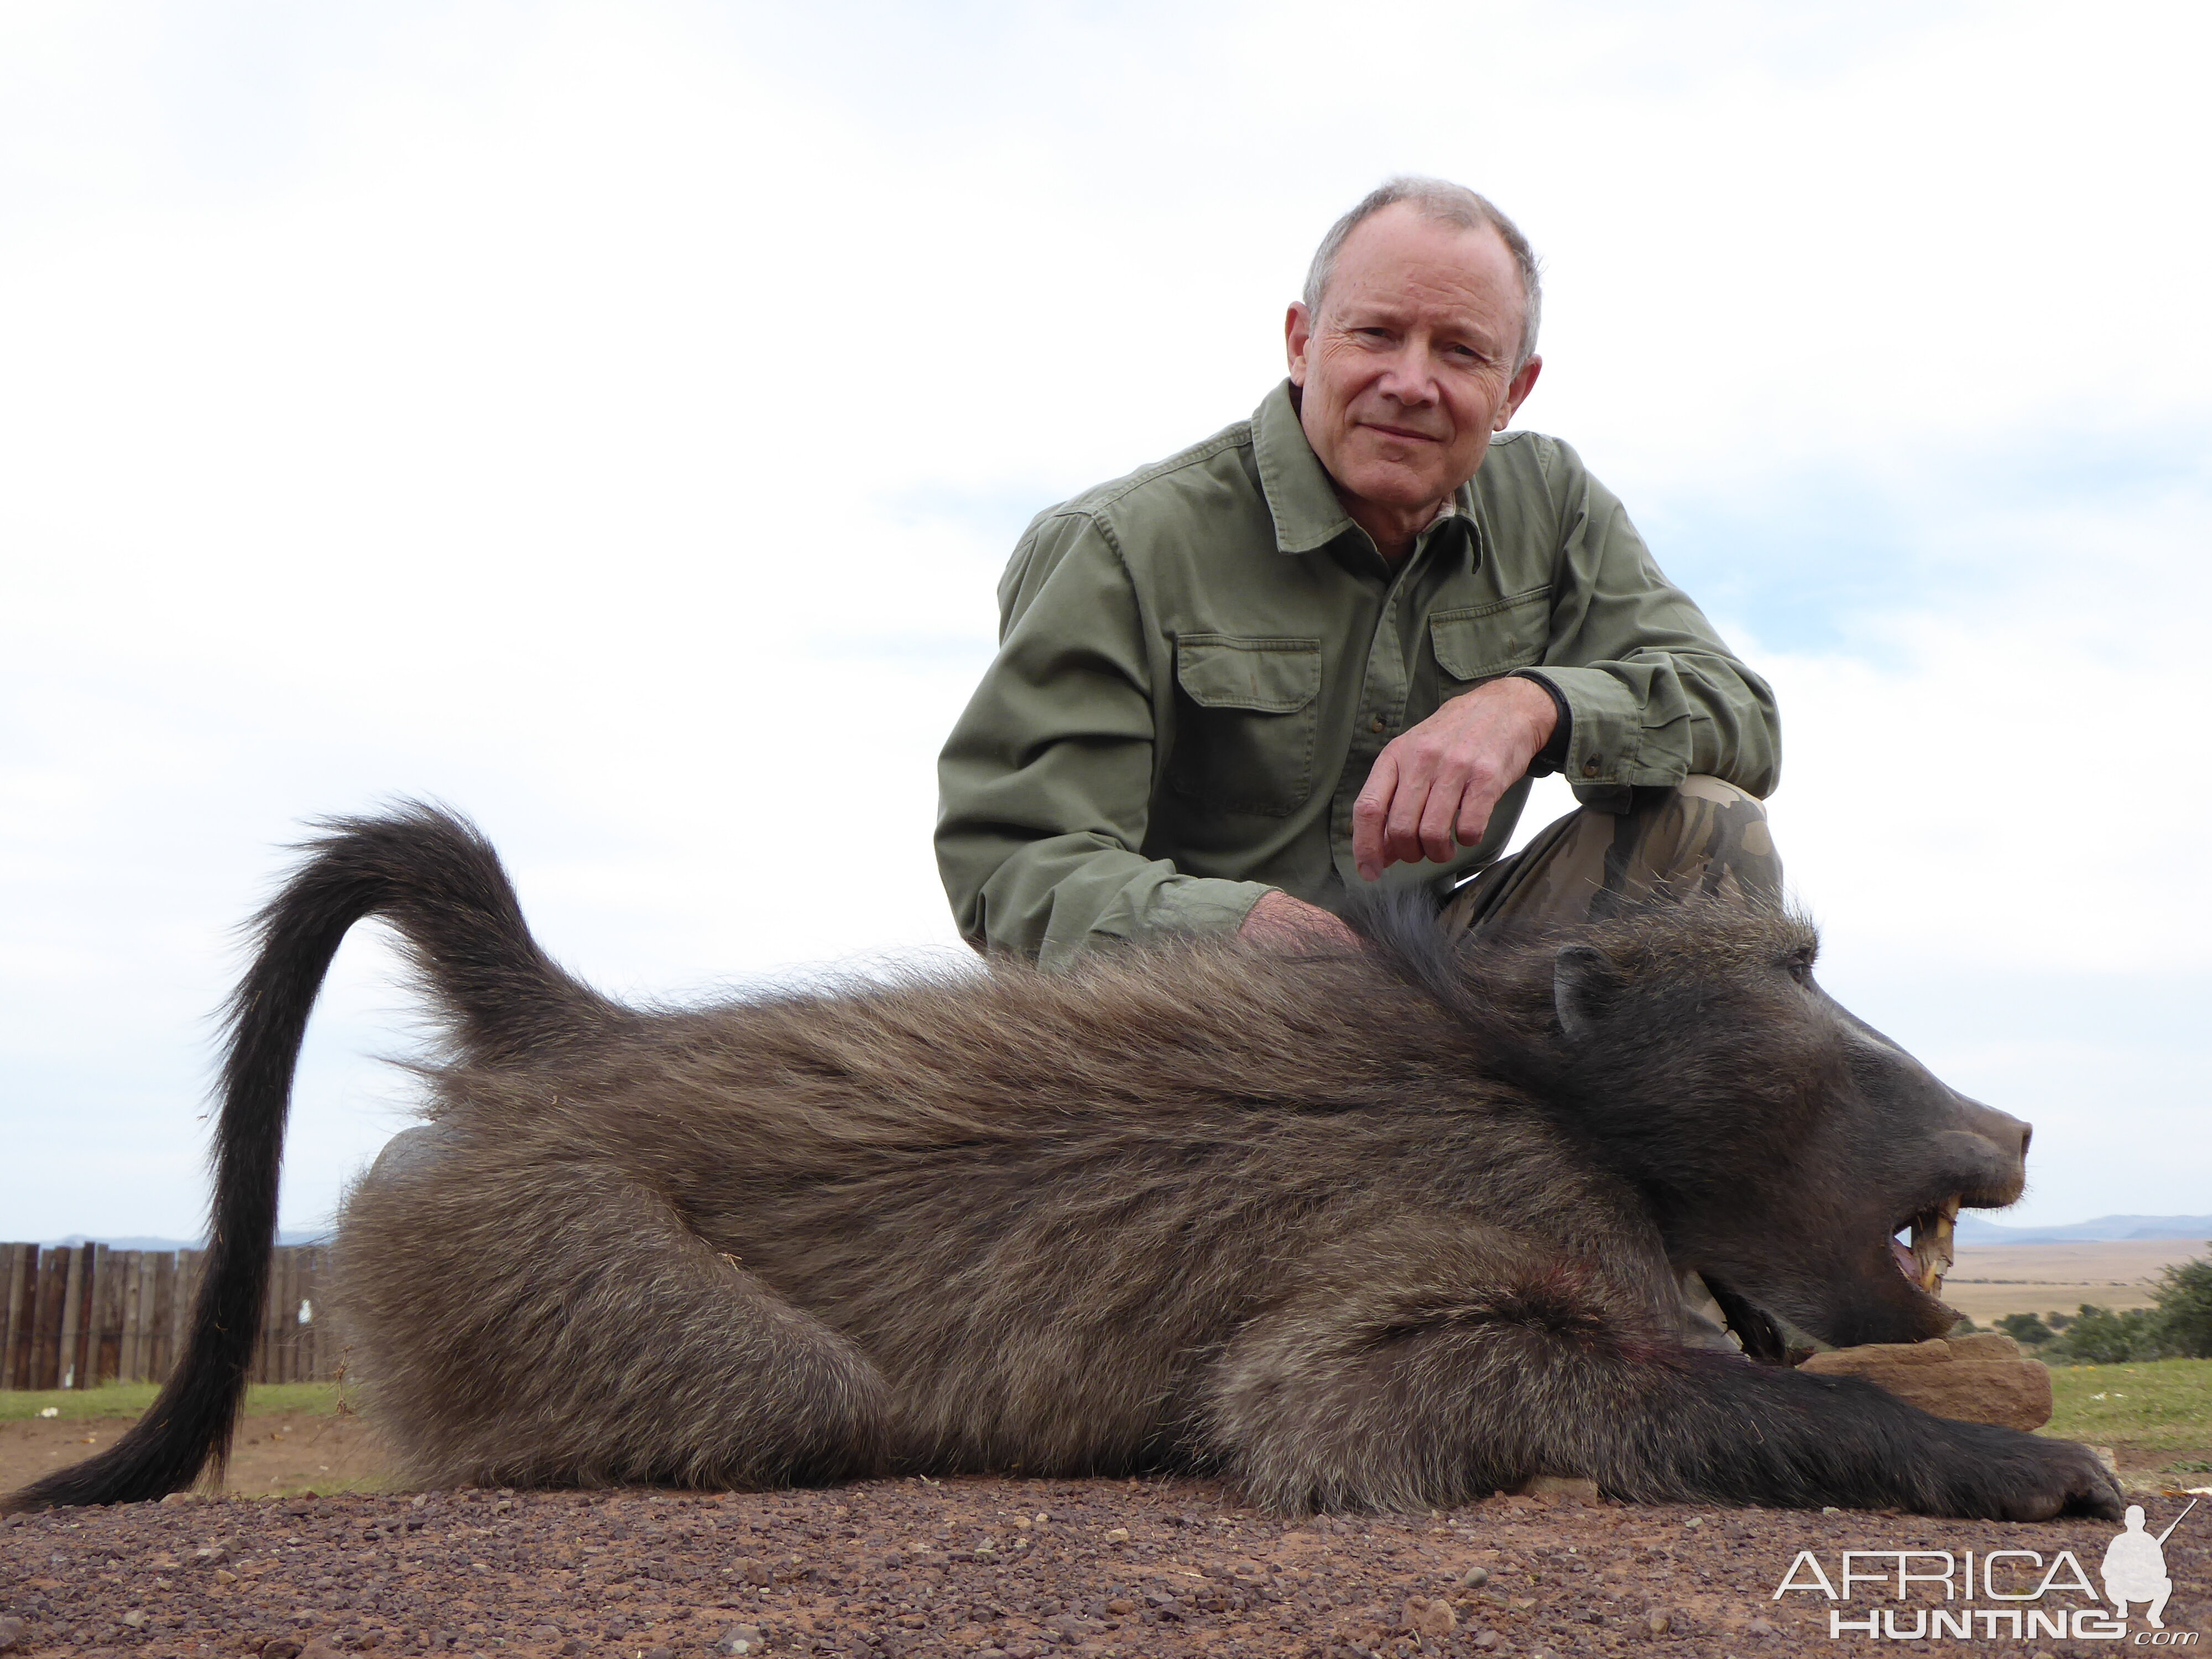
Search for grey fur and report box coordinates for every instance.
[7,806,2124,1520]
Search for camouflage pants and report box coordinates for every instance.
[1438,775,1781,936]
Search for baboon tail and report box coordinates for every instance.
[3,802,611,1512]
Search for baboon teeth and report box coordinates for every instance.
[1907,1197,1960,1295]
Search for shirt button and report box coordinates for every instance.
[1371,716,1386,733]
[1582,758,1601,778]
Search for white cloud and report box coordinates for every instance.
[2,0,2206,1238]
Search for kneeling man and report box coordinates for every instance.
[937,177,1781,965]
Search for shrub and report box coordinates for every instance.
[2151,1256,2212,1358]
[2053,1303,2167,1365]
[1996,1312,2054,1346]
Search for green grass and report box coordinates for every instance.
[0,1382,346,1423]
[2043,1357,2212,1453]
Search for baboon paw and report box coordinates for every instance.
[1981,1439,2125,1522]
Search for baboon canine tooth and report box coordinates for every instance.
[1910,1201,1958,1293]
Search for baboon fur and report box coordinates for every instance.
[9,806,2120,1520]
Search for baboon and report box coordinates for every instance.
[8,806,2120,1520]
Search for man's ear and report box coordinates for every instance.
[1496,353,1542,430]
[1553,942,1611,1044]
[1285,301,1312,385]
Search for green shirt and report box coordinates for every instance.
[936,381,1780,966]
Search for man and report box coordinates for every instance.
[937,178,1781,966]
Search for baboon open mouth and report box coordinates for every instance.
[1891,1196,1961,1296]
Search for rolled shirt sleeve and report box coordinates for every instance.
[935,510,1272,965]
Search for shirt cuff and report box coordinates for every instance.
[1511,666,1663,790]
[1066,875,1277,965]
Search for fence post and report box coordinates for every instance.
[0,1245,29,1390]
[92,1245,122,1385]
[148,1253,176,1383]
[0,1246,22,1389]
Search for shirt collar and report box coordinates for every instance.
[1252,378,1480,567]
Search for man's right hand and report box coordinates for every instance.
[1239,890,1359,950]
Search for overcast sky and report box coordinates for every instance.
[3,0,2206,1242]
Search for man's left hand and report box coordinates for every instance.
[1352,677,1558,880]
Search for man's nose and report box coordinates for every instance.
[1373,345,1439,405]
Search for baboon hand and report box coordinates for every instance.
[1971,1436,2126,1522]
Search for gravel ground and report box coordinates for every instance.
[3,1476,2204,1659]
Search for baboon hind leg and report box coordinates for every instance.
[337,1145,889,1491]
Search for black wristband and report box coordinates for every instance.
[1511,671,1572,776]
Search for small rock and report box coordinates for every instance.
[0,1617,24,1652]
[1102,1526,1130,1544]
[263,1641,304,1659]
[1460,1564,1490,1588]
[732,1556,773,1585]
[122,1611,147,1629]
[1472,1634,1499,1652]
[713,1625,764,1656]
[898,1613,927,1628]
[558,1642,587,1657]
[643,1647,674,1659]
[214,1568,239,1585]
[1746,1615,1776,1636]
[1519,1474,1601,1502]
[1405,1595,1457,1636]
[1645,1608,1672,1636]
[192,1545,231,1567]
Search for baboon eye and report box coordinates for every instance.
[1787,956,1814,987]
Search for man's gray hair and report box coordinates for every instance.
[1302,176,1543,368]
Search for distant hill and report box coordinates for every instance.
[36,1231,331,1251]
[1955,1214,2212,1247]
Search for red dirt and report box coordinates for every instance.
[2,1474,2204,1659]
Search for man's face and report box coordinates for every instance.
[1287,204,1542,521]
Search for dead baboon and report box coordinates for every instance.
[7,805,2120,1520]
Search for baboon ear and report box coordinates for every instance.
[1552,943,1613,1045]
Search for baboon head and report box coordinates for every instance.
[1539,902,2028,1353]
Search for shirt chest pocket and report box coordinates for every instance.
[1430,587,1553,687]
[1165,634,1322,818]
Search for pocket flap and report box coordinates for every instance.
[1175,634,1322,712]
[1430,588,1551,681]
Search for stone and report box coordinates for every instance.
[713,1625,764,1656]
[262,1642,303,1659]
[0,1617,24,1652]
[1405,1596,1457,1636]
[1645,1609,1672,1636]
[1102,1527,1129,1544]
[1798,1337,2052,1431]
[731,1556,773,1586]
[1459,1565,1490,1588]
[1518,1475,1602,1502]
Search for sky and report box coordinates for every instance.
[2,0,2207,1241]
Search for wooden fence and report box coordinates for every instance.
[0,1243,336,1390]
